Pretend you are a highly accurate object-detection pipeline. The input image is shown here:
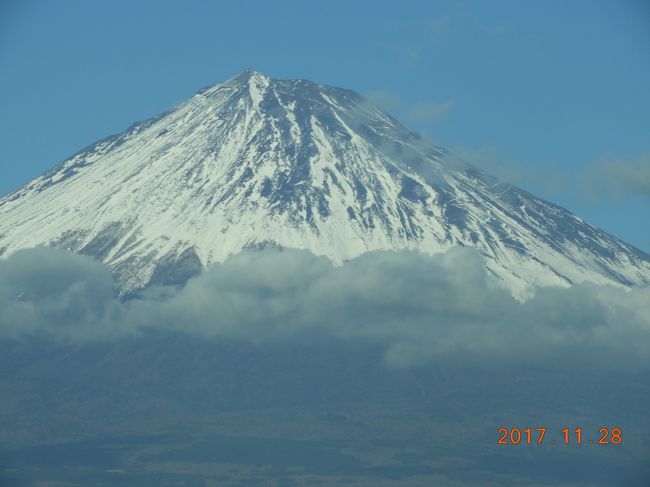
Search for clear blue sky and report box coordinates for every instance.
[1,0,649,250]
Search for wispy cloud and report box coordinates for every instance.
[367,91,456,123]
[452,146,650,205]
[366,90,403,112]
[450,145,571,196]
[584,153,650,201]
[407,99,456,122]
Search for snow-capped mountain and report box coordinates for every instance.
[1,70,649,295]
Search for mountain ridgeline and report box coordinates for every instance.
[1,70,649,295]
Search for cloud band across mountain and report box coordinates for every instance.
[1,247,648,370]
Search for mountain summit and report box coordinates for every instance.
[1,70,649,294]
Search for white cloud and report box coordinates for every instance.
[1,247,649,370]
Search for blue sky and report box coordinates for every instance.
[1,0,649,250]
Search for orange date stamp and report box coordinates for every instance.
[497,427,622,445]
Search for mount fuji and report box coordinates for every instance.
[1,70,649,296]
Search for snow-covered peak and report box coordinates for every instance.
[1,71,649,296]
[231,68,269,81]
